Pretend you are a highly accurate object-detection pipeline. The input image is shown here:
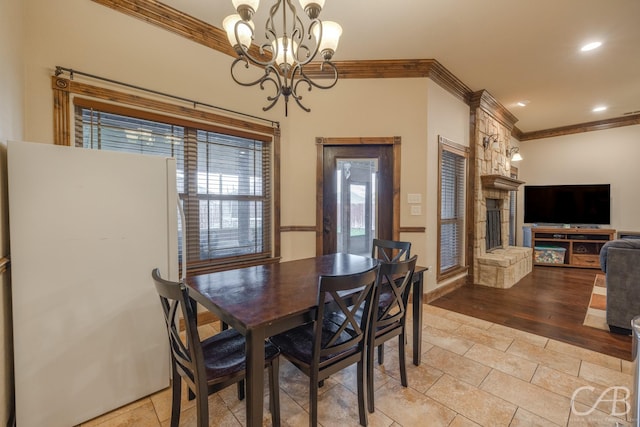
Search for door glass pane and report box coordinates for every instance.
[336,158,378,256]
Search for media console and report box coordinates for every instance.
[531,227,615,269]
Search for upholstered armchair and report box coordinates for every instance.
[599,239,640,334]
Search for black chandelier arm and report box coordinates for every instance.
[292,94,311,112]
[266,0,305,39]
[261,67,285,112]
[230,57,272,87]
[263,0,291,64]
[266,0,284,31]
[296,19,323,66]
[263,0,321,67]
[298,61,339,90]
[282,18,323,68]
[231,24,275,68]
[289,65,322,112]
[230,58,286,112]
[290,73,312,112]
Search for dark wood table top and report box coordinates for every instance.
[186,253,379,331]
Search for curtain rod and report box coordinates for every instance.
[54,66,280,129]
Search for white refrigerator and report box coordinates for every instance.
[8,141,178,427]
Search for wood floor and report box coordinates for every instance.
[430,265,633,360]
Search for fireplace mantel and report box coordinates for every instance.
[481,174,525,191]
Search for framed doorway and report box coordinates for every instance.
[316,137,401,255]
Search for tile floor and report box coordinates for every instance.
[80,305,634,426]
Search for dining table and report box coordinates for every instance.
[185,252,427,427]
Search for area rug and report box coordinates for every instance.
[583,274,608,331]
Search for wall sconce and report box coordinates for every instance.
[507,146,523,161]
[482,134,499,150]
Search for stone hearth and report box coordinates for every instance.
[477,246,532,288]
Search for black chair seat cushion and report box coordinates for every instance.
[270,315,358,364]
[201,328,280,380]
[377,285,394,310]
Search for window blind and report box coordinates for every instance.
[75,103,272,270]
[190,130,271,261]
[439,147,466,274]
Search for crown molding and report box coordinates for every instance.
[90,0,265,58]
[517,113,640,141]
[304,58,434,79]
[511,126,524,140]
[469,90,519,130]
[306,59,472,103]
[428,60,473,103]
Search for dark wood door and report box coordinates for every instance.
[322,145,394,255]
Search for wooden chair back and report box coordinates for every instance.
[371,238,411,263]
[314,266,380,367]
[152,268,205,394]
[374,256,418,335]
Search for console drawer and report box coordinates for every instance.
[572,254,600,268]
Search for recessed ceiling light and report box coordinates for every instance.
[592,106,607,112]
[581,41,602,52]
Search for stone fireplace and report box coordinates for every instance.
[471,91,532,288]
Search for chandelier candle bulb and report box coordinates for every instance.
[312,21,342,60]
[223,14,254,50]
[272,37,299,70]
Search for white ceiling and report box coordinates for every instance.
[161,0,640,132]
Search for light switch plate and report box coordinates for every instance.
[410,205,422,216]
[408,193,421,204]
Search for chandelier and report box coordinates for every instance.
[223,0,342,116]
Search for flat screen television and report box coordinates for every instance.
[523,184,611,225]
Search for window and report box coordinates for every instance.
[74,99,274,272]
[437,136,468,278]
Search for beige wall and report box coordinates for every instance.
[21,0,470,293]
[517,125,640,243]
[1,0,24,424]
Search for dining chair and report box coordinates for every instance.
[366,256,417,413]
[151,268,281,427]
[371,238,411,263]
[370,238,412,365]
[269,265,380,427]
